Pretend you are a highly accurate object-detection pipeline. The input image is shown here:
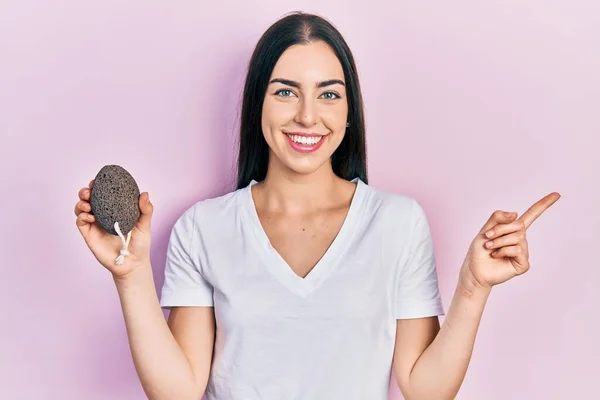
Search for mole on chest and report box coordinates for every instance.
[263,216,344,279]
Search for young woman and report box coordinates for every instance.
[74,12,559,400]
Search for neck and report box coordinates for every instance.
[257,159,346,215]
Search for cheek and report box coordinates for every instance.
[261,100,278,141]
[261,102,292,150]
[263,98,296,122]
[260,99,273,127]
[321,104,348,130]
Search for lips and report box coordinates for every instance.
[284,132,327,153]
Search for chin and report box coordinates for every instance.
[266,131,343,176]
[285,160,329,176]
[271,149,333,177]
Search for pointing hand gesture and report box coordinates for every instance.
[461,192,561,290]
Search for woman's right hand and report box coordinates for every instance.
[75,179,154,279]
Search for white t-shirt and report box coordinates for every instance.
[160,178,445,400]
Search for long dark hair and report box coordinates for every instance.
[235,12,368,190]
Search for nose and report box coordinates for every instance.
[294,97,318,127]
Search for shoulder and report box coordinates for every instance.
[363,183,426,229]
[171,186,248,233]
[358,183,434,268]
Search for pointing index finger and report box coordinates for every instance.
[518,192,561,229]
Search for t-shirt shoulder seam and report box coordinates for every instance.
[189,202,198,263]
[407,198,422,251]
[393,198,420,273]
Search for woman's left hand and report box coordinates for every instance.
[460,192,561,291]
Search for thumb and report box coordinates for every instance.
[137,192,153,232]
[479,210,517,235]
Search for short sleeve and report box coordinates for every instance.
[395,200,445,319]
[159,205,214,309]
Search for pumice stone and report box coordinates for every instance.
[90,164,140,265]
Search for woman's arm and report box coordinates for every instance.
[394,194,559,399]
[114,265,215,400]
[393,278,489,400]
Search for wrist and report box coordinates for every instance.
[112,263,154,289]
[457,267,492,300]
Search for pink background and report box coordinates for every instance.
[1,1,598,399]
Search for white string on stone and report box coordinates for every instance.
[114,221,132,265]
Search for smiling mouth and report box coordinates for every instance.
[285,133,325,145]
[283,132,327,153]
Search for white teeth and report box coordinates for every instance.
[286,134,323,145]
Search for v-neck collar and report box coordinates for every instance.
[242,178,367,297]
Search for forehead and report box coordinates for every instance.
[270,41,345,82]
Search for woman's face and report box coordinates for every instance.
[261,40,348,177]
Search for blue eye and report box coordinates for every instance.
[320,92,340,100]
[275,89,294,97]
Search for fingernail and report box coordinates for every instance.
[505,212,515,217]
[486,241,494,248]
[485,230,494,238]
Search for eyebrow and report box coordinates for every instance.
[269,78,345,88]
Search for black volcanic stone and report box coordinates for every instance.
[90,165,140,236]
